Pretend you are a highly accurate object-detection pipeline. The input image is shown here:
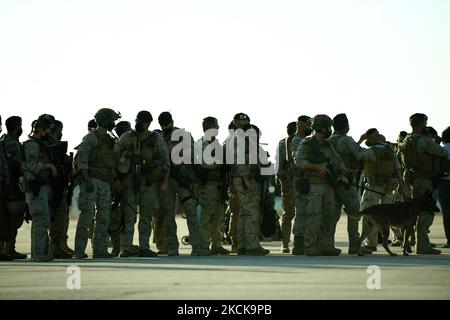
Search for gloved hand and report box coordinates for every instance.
[84,179,94,193]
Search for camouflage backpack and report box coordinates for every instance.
[398,133,420,171]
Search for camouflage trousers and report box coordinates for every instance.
[233,177,261,251]
[280,178,295,248]
[26,185,51,258]
[160,178,201,251]
[361,183,398,247]
[75,178,111,255]
[412,178,436,251]
[332,184,361,248]
[152,208,167,252]
[50,193,70,245]
[122,183,160,251]
[1,200,26,254]
[198,181,226,251]
[304,183,336,251]
[292,177,307,247]
[228,182,240,248]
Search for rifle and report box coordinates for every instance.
[130,153,143,194]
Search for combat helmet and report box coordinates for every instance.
[311,114,333,131]
[94,108,121,128]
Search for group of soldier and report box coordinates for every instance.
[0,110,448,262]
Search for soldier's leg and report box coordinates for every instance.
[49,197,72,258]
[161,179,179,254]
[179,186,202,254]
[413,178,436,253]
[228,183,239,251]
[292,184,307,254]
[304,184,324,255]
[153,208,167,253]
[360,187,382,248]
[138,184,159,255]
[108,201,123,257]
[320,185,341,255]
[198,183,215,251]
[211,199,227,252]
[280,179,295,250]
[27,186,51,260]
[120,189,138,254]
[5,200,26,258]
[74,180,97,257]
[92,179,112,257]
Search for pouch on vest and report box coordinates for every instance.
[295,177,310,195]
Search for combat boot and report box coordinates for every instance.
[321,247,342,256]
[348,245,372,255]
[0,253,13,261]
[245,246,270,256]
[305,247,322,256]
[32,255,53,262]
[364,245,377,252]
[191,248,212,256]
[62,238,75,255]
[73,252,88,259]
[416,247,441,255]
[211,246,231,255]
[92,252,114,259]
[139,249,158,257]
[110,235,121,258]
[4,242,28,260]
[167,248,179,256]
[118,249,135,258]
[292,237,304,255]
[49,240,73,259]
[281,246,290,254]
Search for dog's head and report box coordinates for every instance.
[417,190,440,213]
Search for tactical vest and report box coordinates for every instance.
[399,134,435,174]
[23,138,51,182]
[363,144,394,186]
[133,131,158,177]
[88,131,116,171]
[329,134,360,170]
[0,135,22,185]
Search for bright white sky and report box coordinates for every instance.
[1,0,449,159]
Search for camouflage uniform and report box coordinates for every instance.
[194,137,228,253]
[74,129,117,257]
[401,133,448,253]
[328,133,373,252]
[361,143,402,247]
[297,135,346,255]
[276,136,296,250]
[160,127,203,255]
[115,130,170,255]
[0,134,26,257]
[291,134,308,254]
[23,138,53,261]
[227,129,268,255]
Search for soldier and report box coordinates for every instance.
[74,108,120,259]
[109,120,132,257]
[87,119,97,132]
[227,113,269,255]
[194,117,230,255]
[0,116,27,260]
[398,113,448,254]
[276,122,297,253]
[23,115,58,262]
[291,115,312,255]
[295,114,347,256]
[115,111,170,257]
[438,127,450,248]
[360,128,405,251]
[158,112,207,256]
[328,114,374,255]
[47,120,74,259]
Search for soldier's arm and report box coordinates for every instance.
[76,133,98,180]
[342,136,374,161]
[156,135,171,171]
[114,132,131,154]
[24,141,49,176]
[276,140,286,179]
[421,138,449,158]
[297,143,327,175]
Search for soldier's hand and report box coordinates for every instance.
[358,133,368,144]
[337,175,349,185]
[315,164,329,176]
[48,164,58,177]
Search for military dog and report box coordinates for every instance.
[358,191,440,256]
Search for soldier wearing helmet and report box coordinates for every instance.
[114,110,170,257]
[294,114,348,256]
[73,108,120,259]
